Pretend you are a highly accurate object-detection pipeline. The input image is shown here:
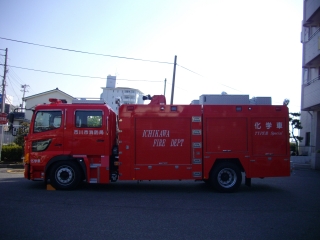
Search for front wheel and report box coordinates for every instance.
[49,161,81,190]
[210,162,242,193]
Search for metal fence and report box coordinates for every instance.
[294,145,317,156]
[0,125,21,145]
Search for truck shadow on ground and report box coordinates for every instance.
[0,176,287,194]
[75,180,286,194]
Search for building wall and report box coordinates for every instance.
[304,0,320,21]
[301,111,320,153]
[301,0,320,111]
[302,29,320,66]
[316,111,320,152]
[300,0,320,163]
[100,88,144,114]
[106,75,116,88]
[301,81,320,109]
[300,111,314,155]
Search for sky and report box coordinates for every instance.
[0,0,303,112]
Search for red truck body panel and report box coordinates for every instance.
[118,104,203,180]
[202,105,290,179]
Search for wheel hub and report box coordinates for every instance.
[218,168,237,188]
[56,166,74,185]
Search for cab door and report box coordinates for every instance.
[72,110,107,155]
[28,110,64,172]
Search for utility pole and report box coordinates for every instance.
[1,48,8,113]
[21,84,29,109]
[0,48,8,162]
[170,55,177,105]
[164,78,167,96]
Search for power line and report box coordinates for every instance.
[7,76,21,101]
[117,79,162,82]
[7,70,23,85]
[177,64,205,77]
[1,64,163,83]
[177,63,245,94]
[1,37,247,95]
[0,37,173,65]
[6,61,37,95]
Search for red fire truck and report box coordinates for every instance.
[9,95,290,192]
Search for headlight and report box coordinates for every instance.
[32,139,52,152]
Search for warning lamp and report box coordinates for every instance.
[49,99,67,104]
[49,98,58,103]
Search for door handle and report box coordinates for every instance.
[97,139,104,142]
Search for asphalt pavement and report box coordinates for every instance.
[0,167,320,240]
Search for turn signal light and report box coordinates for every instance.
[24,153,30,164]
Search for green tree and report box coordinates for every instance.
[14,122,30,147]
[289,112,303,155]
[87,116,101,127]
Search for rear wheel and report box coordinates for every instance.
[210,162,242,193]
[49,161,81,190]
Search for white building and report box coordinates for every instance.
[23,88,74,121]
[300,0,320,169]
[100,75,144,113]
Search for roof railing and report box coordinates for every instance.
[72,98,105,104]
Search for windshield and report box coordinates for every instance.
[34,111,62,133]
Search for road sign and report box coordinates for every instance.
[0,113,8,124]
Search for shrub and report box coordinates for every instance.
[14,122,30,147]
[1,144,23,163]
[290,142,296,152]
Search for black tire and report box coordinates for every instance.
[210,162,242,193]
[49,161,81,190]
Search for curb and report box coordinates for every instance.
[7,169,24,173]
[0,164,24,169]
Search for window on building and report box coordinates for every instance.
[303,68,309,84]
[305,132,310,146]
[303,27,309,42]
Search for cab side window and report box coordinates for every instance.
[34,111,62,133]
[75,111,102,128]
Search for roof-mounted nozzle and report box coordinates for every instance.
[142,95,152,101]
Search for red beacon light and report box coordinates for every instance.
[49,98,67,104]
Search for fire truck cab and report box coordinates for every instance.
[22,98,117,189]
